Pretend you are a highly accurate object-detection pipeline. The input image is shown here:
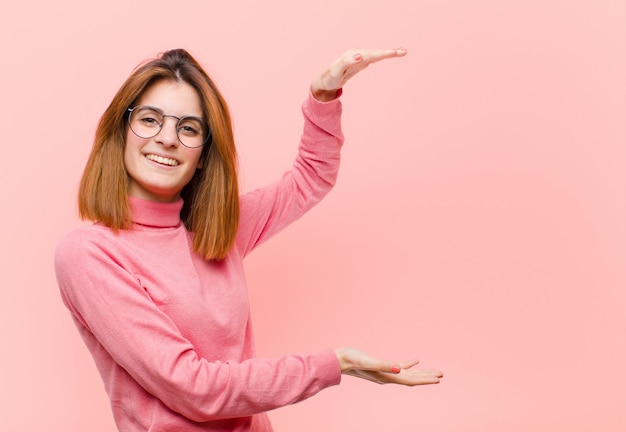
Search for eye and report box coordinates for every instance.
[131,107,163,128]
[178,119,203,137]
[139,115,161,126]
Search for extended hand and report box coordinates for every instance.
[334,347,443,386]
[311,48,408,101]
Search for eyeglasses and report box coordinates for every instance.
[127,106,210,148]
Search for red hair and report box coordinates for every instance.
[79,49,239,260]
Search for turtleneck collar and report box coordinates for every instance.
[129,196,183,228]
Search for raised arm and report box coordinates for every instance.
[237,48,409,255]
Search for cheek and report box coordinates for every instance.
[195,152,205,170]
[188,147,204,170]
[123,134,143,174]
[125,130,139,154]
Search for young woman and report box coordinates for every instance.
[55,47,443,432]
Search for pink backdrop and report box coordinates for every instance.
[1,1,624,431]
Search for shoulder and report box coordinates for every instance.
[54,224,121,267]
[54,224,143,299]
[56,224,112,249]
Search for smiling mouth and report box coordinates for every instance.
[145,154,180,166]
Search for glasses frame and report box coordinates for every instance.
[127,106,211,148]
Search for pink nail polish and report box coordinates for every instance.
[391,366,401,374]
[354,53,362,61]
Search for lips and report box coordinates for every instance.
[145,154,180,166]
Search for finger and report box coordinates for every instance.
[364,358,403,374]
[364,355,420,374]
[403,368,444,381]
[328,51,365,78]
[385,359,420,374]
[346,366,444,386]
[353,47,408,65]
[409,368,444,378]
[398,358,421,370]
[392,368,444,386]
[331,47,406,76]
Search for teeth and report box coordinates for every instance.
[146,154,179,166]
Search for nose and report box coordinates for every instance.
[155,116,180,147]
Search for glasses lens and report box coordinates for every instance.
[128,107,209,148]
[129,107,163,139]
[177,117,207,148]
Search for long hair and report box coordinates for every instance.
[79,49,239,260]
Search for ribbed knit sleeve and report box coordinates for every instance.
[236,91,344,256]
[55,227,341,428]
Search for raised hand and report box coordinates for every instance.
[310,48,408,101]
[334,347,443,386]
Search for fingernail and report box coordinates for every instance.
[353,53,362,61]
[391,366,401,374]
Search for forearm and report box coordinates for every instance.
[139,349,341,421]
[236,90,344,255]
[56,231,342,422]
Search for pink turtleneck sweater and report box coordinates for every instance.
[55,93,344,431]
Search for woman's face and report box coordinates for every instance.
[124,79,205,202]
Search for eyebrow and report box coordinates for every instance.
[141,105,205,122]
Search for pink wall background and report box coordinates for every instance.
[1,1,624,430]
